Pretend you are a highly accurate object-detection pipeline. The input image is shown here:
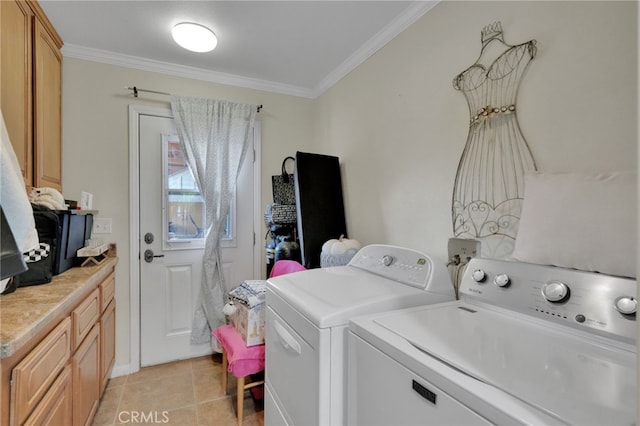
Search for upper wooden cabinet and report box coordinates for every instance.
[1,0,33,184]
[1,0,63,192]
[33,16,63,191]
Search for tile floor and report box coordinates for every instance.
[92,355,264,426]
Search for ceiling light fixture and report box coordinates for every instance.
[172,22,217,53]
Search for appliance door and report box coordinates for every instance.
[348,332,491,425]
[265,382,288,426]
[265,305,330,425]
[374,303,637,425]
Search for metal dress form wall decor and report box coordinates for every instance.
[452,22,537,258]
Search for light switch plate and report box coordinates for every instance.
[93,218,112,234]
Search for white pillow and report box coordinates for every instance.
[512,171,637,278]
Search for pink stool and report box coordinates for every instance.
[212,325,265,426]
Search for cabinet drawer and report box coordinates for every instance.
[24,364,72,426]
[100,271,115,312]
[10,318,71,426]
[72,288,100,350]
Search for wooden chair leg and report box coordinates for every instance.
[221,350,228,394]
[237,376,245,426]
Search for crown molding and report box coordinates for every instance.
[311,1,440,98]
[61,1,439,100]
[61,44,315,98]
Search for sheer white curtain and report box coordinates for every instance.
[170,95,257,344]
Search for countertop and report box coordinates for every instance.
[0,257,118,359]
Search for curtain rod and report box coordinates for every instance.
[125,86,263,112]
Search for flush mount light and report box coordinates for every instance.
[172,22,217,53]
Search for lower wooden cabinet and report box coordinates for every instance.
[4,264,116,425]
[72,324,100,426]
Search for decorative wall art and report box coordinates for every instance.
[452,21,538,258]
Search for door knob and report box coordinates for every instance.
[144,249,164,263]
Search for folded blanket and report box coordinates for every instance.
[228,280,266,308]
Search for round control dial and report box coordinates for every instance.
[381,255,394,267]
[614,297,637,315]
[493,273,510,287]
[542,281,570,303]
[471,269,486,283]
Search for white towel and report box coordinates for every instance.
[29,187,66,210]
[0,110,39,253]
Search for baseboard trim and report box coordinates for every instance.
[110,363,136,378]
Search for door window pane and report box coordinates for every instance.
[163,136,233,247]
[165,138,205,241]
[167,194,205,239]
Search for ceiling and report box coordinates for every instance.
[39,1,438,98]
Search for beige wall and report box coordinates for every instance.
[314,0,637,261]
[61,59,315,371]
[61,1,637,373]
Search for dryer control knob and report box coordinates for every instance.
[381,255,394,267]
[494,274,510,287]
[471,269,486,283]
[542,281,570,303]
[615,297,637,315]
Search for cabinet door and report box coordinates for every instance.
[72,324,100,426]
[100,300,116,396]
[1,0,33,186]
[24,365,72,426]
[33,17,62,191]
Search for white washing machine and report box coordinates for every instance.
[348,257,637,425]
[264,244,455,425]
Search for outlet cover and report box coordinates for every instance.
[93,218,112,234]
[448,238,480,261]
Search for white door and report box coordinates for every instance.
[138,111,257,367]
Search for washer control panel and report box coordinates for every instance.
[460,258,637,344]
[348,244,452,296]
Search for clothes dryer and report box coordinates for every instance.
[265,244,455,425]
